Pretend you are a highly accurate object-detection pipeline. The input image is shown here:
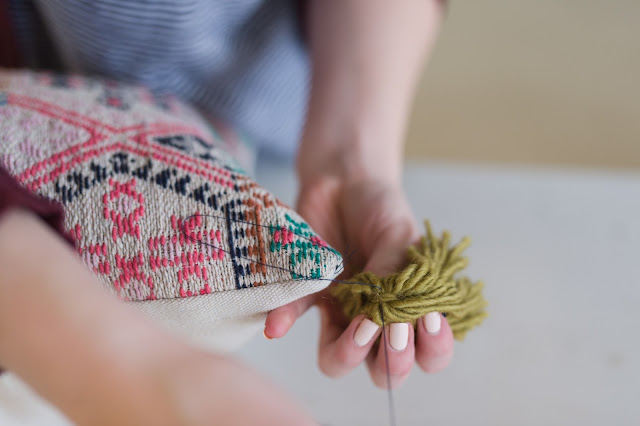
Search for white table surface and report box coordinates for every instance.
[236,156,640,426]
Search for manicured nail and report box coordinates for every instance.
[263,329,273,340]
[390,323,409,351]
[424,312,442,335]
[354,318,379,347]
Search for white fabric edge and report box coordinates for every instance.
[132,278,333,350]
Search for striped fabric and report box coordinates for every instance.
[6,0,61,68]
[12,0,309,154]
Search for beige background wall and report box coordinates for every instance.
[406,1,639,169]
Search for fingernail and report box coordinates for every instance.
[390,323,409,351]
[263,329,273,340]
[424,312,442,335]
[354,318,379,347]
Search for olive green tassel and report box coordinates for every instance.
[331,221,488,340]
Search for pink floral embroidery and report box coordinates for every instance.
[103,178,144,241]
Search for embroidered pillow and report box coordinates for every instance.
[0,68,343,348]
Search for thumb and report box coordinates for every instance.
[263,292,320,339]
[363,222,421,276]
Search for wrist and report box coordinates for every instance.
[0,209,188,422]
[0,209,56,348]
[297,119,404,187]
[0,209,102,399]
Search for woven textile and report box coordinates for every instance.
[0,68,342,339]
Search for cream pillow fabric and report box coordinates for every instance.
[0,68,342,349]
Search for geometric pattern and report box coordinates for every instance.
[0,69,342,303]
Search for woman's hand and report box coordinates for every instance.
[266,174,455,389]
[0,209,315,426]
[130,345,317,426]
[265,0,451,388]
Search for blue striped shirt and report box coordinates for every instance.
[11,0,309,154]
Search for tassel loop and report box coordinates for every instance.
[331,221,488,340]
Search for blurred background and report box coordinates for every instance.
[406,0,639,170]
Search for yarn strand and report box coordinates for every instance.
[331,221,488,340]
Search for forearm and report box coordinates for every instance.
[299,0,446,184]
[0,209,185,425]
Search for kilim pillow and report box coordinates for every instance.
[0,68,343,349]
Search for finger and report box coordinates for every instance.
[296,178,346,255]
[264,293,318,339]
[366,322,415,389]
[415,312,454,373]
[364,221,421,276]
[317,304,381,378]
